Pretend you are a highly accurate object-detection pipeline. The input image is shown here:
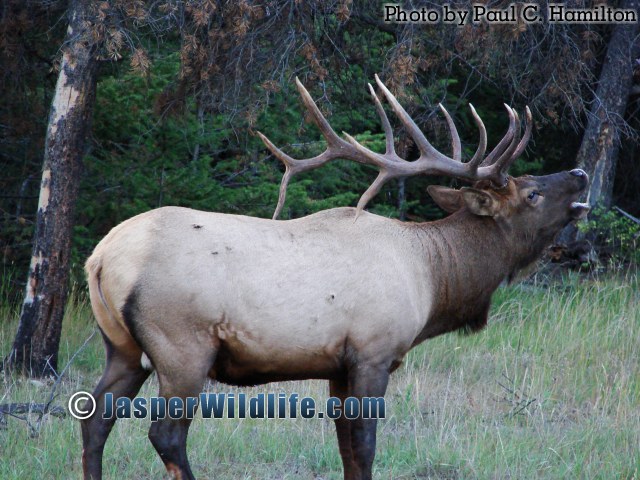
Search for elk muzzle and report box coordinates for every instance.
[567,169,589,219]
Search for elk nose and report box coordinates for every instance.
[569,168,586,177]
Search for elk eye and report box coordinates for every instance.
[527,191,540,201]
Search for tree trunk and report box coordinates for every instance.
[576,1,639,209]
[5,0,98,377]
[556,2,639,246]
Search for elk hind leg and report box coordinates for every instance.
[81,335,150,480]
[147,346,214,480]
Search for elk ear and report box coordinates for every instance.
[427,185,464,213]
[460,188,500,217]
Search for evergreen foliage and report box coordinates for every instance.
[1,1,638,296]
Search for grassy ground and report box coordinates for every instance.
[1,272,639,479]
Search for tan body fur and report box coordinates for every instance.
[87,205,492,385]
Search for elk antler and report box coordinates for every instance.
[258,75,532,219]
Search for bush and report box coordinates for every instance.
[577,206,640,266]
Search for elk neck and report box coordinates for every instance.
[409,209,520,341]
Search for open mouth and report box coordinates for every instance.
[570,201,590,220]
[567,169,589,219]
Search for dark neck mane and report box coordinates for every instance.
[411,209,525,342]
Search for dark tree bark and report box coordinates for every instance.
[5,0,99,377]
[576,1,640,209]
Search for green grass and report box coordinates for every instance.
[1,273,639,479]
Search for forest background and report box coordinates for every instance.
[0,0,639,376]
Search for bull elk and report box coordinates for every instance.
[81,75,589,479]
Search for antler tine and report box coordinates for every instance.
[479,104,517,168]
[489,106,521,178]
[374,74,449,163]
[257,131,320,175]
[342,132,386,169]
[257,130,331,219]
[368,83,396,157]
[438,104,462,161]
[259,77,368,219]
[342,129,410,218]
[467,104,487,169]
[508,106,532,163]
[356,170,393,213]
[273,167,293,220]
[295,77,343,149]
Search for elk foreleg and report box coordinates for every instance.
[330,375,359,480]
[346,363,390,480]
